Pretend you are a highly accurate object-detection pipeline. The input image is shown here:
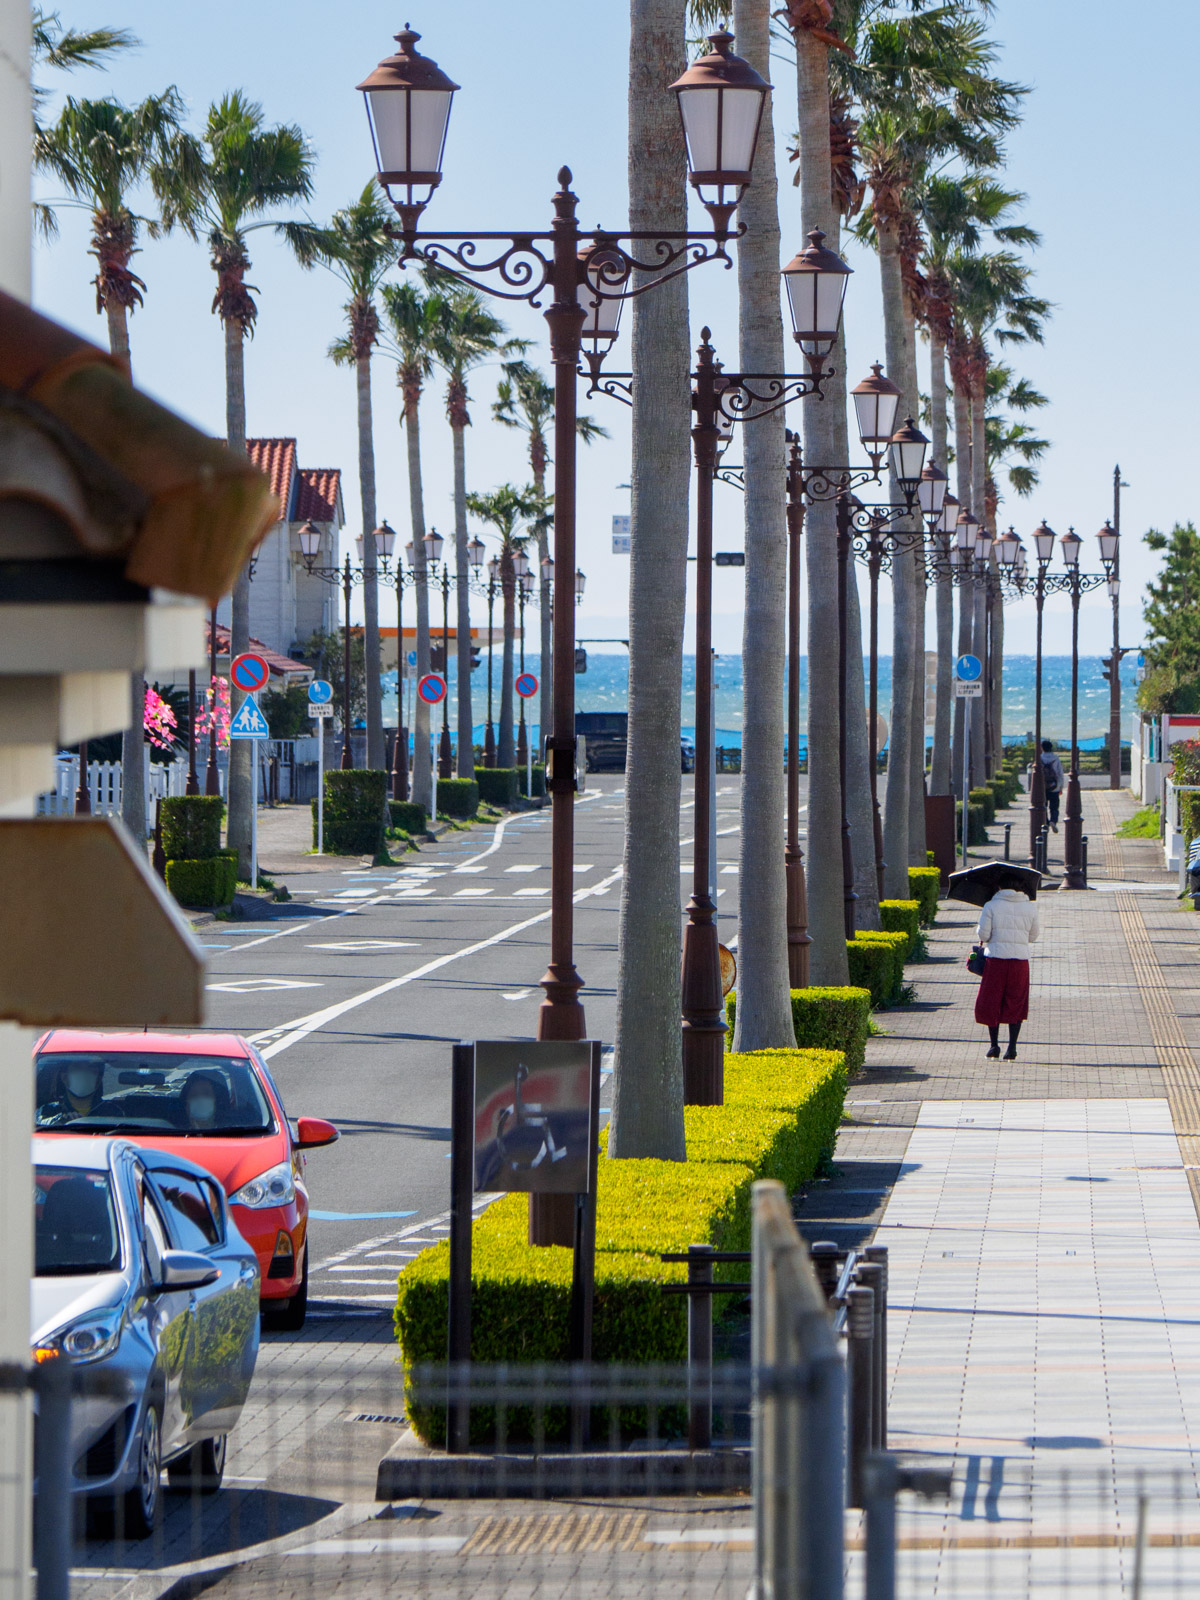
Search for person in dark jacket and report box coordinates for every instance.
[1040,740,1065,831]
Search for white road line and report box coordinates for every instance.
[453,887,493,897]
[289,1538,467,1557]
[505,863,540,873]
[251,867,623,1061]
[513,886,550,896]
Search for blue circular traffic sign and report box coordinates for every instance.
[417,673,447,706]
[515,672,539,699]
[406,650,418,668]
[308,679,333,704]
[955,653,982,682]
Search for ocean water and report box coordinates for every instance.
[382,654,1137,753]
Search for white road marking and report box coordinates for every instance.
[452,864,488,873]
[289,1538,466,1557]
[721,865,739,874]
[513,886,550,897]
[251,868,623,1061]
[307,940,418,951]
[453,887,493,897]
[386,888,435,898]
[505,863,540,873]
[503,988,533,1000]
[208,978,323,993]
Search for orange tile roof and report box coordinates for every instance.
[205,621,312,680]
[296,468,342,523]
[245,438,297,505]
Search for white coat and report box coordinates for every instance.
[976,888,1040,961]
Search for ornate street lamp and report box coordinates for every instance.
[483,554,500,767]
[781,229,853,374]
[671,28,771,236]
[851,365,901,468]
[357,27,458,235]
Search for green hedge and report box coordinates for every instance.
[847,931,908,1006]
[388,800,427,836]
[908,867,941,926]
[310,809,386,857]
[475,767,519,808]
[437,777,479,819]
[323,768,389,819]
[726,987,870,1075]
[160,796,224,860]
[165,855,236,908]
[879,899,921,959]
[518,763,547,799]
[969,785,996,826]
[393,1045,848,1444]
[956,801,988,845]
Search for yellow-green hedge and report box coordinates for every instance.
[908,866,941,925]
[847,930,909,1006]
[726,986,871,1073]
[393,1045,848,1442]
[879,899,921,959]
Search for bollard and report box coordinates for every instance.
[1003,822,1012,861]
[1082,834,1089,887]
[846,1285,875,1508]
[855,1261,886,1451]
[687,1244,714,1450]
[151,798,167,880]
[810,1240,843,1306]
[863,1244,889,1449]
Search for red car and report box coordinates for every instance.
[34,1030,338,1330]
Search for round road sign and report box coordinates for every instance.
[308,679,333,704]
[406,650,418,668]
[231,651,270,693]
[417,673,447,706]
[955,653,982,682]
[515,672,539,699]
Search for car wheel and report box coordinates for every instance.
[166,1433,226,1495]
[262,1246,308,1332]
[121,1403,162,1539]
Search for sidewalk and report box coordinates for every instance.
[822,783,1200,1569]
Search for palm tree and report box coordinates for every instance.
[380,281,451,812]
[609,0,692,1162]
[282,182,396,772]
[36,89,184,846]
[464,485,539,765]
[494,362,607,763]
[153,93,313,873]
[429,282,523,778]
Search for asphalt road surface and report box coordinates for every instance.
[196,773,789,1306]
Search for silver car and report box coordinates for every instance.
[32,1135,260,1538]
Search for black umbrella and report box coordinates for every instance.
[947,861,1041,908]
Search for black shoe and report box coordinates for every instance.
[1004,1047,1017,1061]
[986,1046,1000,1059]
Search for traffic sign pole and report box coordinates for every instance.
[317,722,324,856]
[251,737,258,889]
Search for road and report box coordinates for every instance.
[198,773,772,1308]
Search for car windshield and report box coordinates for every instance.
[35,1166,122,1276]
[34,1052,275,1137]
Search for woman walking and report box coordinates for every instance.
[974,869,1040,1059]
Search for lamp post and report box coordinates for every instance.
[358,23,773,1055]
[1026,520,1057,864]
[438,556,452,779]
[784,433,811,987]
[186,670,199,795]
[1057,527,1107,890]
[205,606,221,797]
[1103,481,1125,787]
[297,521,366,771]
[484,555,499,766]
[516,554,531,770]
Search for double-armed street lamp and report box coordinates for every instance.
[357,22,775,1053]
[298,520,371,770]
[1058,525,1116,890]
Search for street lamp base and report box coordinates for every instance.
[484,723,496,767]
[682,1026,725,1106]
[537,962,586,1042]
[529,1193,575,1248]
[438,725,453,779]
[785,850,811,989]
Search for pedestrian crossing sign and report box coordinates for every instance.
[230,695,270,739]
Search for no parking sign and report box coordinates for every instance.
[515,672,538,699]
[417,673,447,706]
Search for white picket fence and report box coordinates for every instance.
[36,750,206,834]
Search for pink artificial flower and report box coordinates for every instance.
[144,687,178,751]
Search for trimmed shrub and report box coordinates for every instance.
[908,866,941,926]
[393,1043,849,1444]
[518,763,547,799]
[969,785,996,825]
[726,987,870,1074]
[313,769,388,857]
[437,777,479,819]
[388,800,427,836]
[879,899,921,959]
[160,795,224,860]
[475,767,519,808]
[165,855,236,908]
[956,801,988,845]
[847,933,907,1007]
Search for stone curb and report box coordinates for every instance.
[376,1434,750,1500]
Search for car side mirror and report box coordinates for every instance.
[295,1116,339,1150]
[156,1249,220,1292]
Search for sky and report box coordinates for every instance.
[30,0,1199,660]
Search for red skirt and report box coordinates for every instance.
[974,957,1030,1025]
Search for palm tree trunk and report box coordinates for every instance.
[731,0,793,1050]
[104,294,145,843]
[793,22,849,984]
[358,351,384,771]
[610,0,690,1159]
[970,382,987,780]
[452,422,474,777]
[877,220,915,899]
[224,315,252,875]
[951,377,972,794]
[404,393,433,812]
[903,299,926,869]
[498,547,516,767]
[929,331,953,794]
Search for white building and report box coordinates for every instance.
[215,438,344,657]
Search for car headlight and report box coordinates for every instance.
[36,1309,123,1365]
[229,1161,295,1210]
